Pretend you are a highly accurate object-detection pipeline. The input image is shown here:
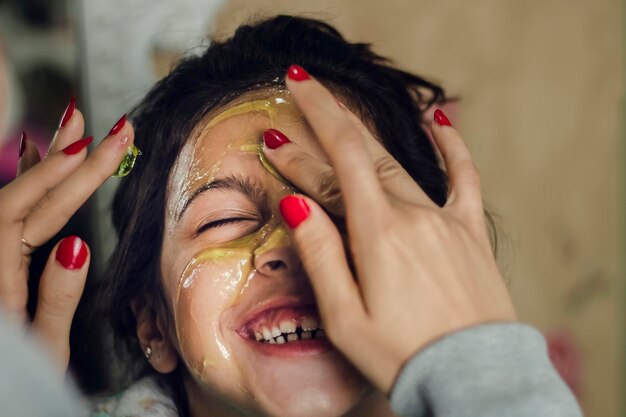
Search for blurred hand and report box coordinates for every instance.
[0,99,133,370]
[264,65,517,394]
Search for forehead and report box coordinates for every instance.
[190,90,305,166]
[166,90,308,221]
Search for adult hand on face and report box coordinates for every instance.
[263,65,517,394]
[0,99,134,371]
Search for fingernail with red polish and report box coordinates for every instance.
[59,96,76,128]
[19,131,27,158]
[434,109,452,127]
[63,136,93,155]
[287,65,310,81]
[280,195,311,228]
[108,114,127,136]
[263,128,291,149]
[56,236,88,270]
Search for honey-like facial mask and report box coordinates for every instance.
[168,91,306,380]
[160,90,370,417]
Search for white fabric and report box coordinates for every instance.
[91,376,178,417]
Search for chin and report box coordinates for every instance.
[243,350,369,417]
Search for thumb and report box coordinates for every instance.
[32,236,89,370]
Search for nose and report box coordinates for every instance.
[254,246,302,276]
[253,228,302,277]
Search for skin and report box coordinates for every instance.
[148,91,391,417]
[264,71,517,393]
[0,101,135,369]
[0,67,517,417]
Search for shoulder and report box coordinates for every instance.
[91,376,178,417]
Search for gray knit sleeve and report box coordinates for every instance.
[389,323,583,417]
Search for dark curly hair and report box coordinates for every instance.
[103,14,450,415]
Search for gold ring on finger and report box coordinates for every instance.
[21,237,37,254]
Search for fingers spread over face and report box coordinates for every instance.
[285,66,389,224]
[23,120,135,246]
[32,236,89,369]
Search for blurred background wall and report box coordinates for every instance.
[0,1,623,416]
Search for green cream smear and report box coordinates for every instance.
[113,145,142,177]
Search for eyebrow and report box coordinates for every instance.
[177,175,268,222]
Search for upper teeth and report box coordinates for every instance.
[255,318,325,344]
[279,320,297,334]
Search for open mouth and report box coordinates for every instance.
[237,302,330,350]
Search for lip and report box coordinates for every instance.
[235,295,334,357]
[236,295,317,332]
[243,335,333,357]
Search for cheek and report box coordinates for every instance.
[174,254,253,378]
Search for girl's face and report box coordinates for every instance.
[159,90,373,417]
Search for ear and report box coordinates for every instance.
[132,298,179,373]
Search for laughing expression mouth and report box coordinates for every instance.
[239,303,326,344]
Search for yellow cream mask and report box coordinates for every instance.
[167,91,308,380]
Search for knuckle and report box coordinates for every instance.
[332,123,363,150]
[296,227,330,269]
[373,155,404,182]
[316,171,344,214]
[39,287,79,320]
[84,153,115,183]
[39,270,85,320]
[282,147,311,168]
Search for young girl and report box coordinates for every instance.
[1,15,582,417]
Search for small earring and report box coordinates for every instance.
[144,346,153,361]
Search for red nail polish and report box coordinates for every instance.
[434,109,452,127]
[19,131,27,158]
[287,65,310,81]
[263,129,291,149]
[63,136,93,155]
[55,236,88,270]
[59,96,76,128]
[108,114,127,136]
[280,195,311,228]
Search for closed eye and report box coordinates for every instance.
[195,217,257,237]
